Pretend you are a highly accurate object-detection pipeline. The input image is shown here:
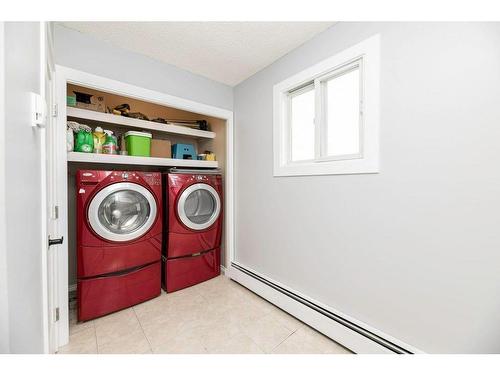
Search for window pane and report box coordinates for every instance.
[290,88,315,161]
[326,68,360,157]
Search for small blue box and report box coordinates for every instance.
[172,143,196,160]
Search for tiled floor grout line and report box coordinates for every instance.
[133,307,154,354]
[269,329,297,353]
[93,321,99,354]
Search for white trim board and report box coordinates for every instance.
[228,262,424,354]
[54,65,234,350]
[67,152,218,168]
[0,21,10,354]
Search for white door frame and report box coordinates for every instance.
[53,65,234,349]
[0,21,9,354]
[40,21,58,354]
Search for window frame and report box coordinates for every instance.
[273,34,380,177]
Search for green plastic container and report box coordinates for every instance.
[124,131,152,157]
[67,95,76,107]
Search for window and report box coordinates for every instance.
[273,35,380,176]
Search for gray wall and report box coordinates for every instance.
[4,22,45,353]
[54,24,233,111]
[233,22,500,353]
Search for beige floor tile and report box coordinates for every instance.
[58,326,97,354]
[266,306,304,332]
[98,329,152,354]
[239,313,293,353]
[142,306,210,350]
[94,308,143,347]
[69,308,94,336]
[205,332,264,354]
[273,326,352,354]
[151,325,207,354]
[133,294,173,327]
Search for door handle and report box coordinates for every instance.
[48,236,64,247]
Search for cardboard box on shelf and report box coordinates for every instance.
[150,139,172,158]
[73,90,106,113]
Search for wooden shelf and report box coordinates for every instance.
[67,152,219,168]
[67,107,216,139]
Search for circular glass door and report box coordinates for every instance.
[177,183,221,231]
[88,182,157,242]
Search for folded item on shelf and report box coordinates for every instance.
[125,112,149,121]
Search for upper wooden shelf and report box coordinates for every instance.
[67,152,218,168]
[66,107,216,139]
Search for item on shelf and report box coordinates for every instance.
[172,143,196,160]
[118,134,128,155]
[111,103,130,116]
[102,130,118,155]
[150,139,172,158]
[151,118,167,124]
[124,131,152,157]
[67,95,76,107]
[126,112,149,121]
[167,119,209,131]
[92,127,106,154]
[67,121,80,152]
[67,128,74,152]
[73,91,106,113]
[74,124,94,153]
[197,151,216,161]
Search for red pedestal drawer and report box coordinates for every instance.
[164,248,220,292]
[78,261,161,321]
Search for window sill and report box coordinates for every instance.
[273,158,379,177]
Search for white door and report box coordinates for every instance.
[42,22,59,353]
[1,22,53,353]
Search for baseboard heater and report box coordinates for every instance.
[231,262,412,354]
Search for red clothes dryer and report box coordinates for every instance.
[76,170,162,321]
[163,169,223,292]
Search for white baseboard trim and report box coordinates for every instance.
[228,262,422,354]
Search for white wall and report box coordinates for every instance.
[4,22,45,353]
[54,24,233,111]
[0,21,10,354]
[233,22,500,353]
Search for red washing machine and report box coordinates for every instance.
[76,170,162,321]
[163,169,223,292]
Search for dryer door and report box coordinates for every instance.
[177,183,221,231]
[88,182,157,242]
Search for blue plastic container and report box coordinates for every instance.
[172,143,196,160]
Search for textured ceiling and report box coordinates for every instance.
[59,22,335,86]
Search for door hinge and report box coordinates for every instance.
[53,205,59,219]
[52,103,58,118]
[54,307,60,322]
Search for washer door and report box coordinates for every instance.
[177,183,221,231]
[88,182,157,242]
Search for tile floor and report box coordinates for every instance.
[58,275,352,354]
